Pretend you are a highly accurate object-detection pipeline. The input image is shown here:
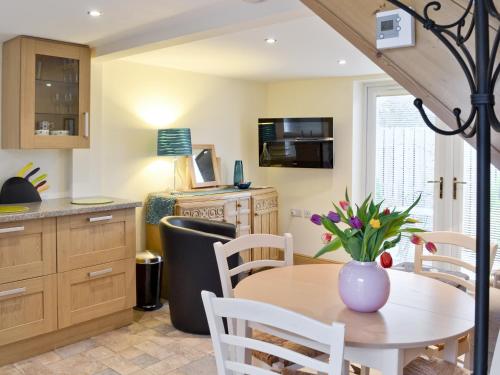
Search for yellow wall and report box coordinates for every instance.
[264,76,382,261]
[73,60,268,249]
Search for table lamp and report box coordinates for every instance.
[157,128,192,191]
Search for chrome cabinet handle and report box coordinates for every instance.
[427,177,444,199]
[0,287,26,298]
[453,177,468,200]
[89,215,113,223]
[84,112,89,138]
[88,268,113,278]
[0,226,25,234]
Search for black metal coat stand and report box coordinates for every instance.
[383,1,498,373]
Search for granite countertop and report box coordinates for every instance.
[0,197,142,223]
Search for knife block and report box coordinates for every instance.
[0,177,42,204]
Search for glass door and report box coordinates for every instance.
[366,83,500,272]
[35,55,80,137]
[366,86,440,264]
[456,141,500,273]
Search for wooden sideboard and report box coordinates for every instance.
[146,187,279,263]
[0,202,138,366]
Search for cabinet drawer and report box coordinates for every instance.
[58,259,136,328]
[176,201,225,221]
[57,209,136,271]
[0,275,57,346]
[237,198,250,212]
[0,219,56,284]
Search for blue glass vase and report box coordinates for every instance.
[233,160,244,186]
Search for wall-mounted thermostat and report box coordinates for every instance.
[376,9,415,49]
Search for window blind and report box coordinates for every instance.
[461,142,500,272]
[374,95,436,265]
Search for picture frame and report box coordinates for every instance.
[188,144,221,188]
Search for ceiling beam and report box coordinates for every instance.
[92,0,310,61]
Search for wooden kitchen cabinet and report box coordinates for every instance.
[57,209,136,272]
[58,259,136,329]
[0,275,57,346]
[2,36,90,149]
[0,218,56,284]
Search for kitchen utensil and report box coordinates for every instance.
[0,177,41,204]
[71,198,114,205]
[25,167,40,181]
[50,130,69,136]
[35,180,47,190]
[38,185,49,193]
[0,206,29,214]
[16,162,33,178]
[31,174,48,185]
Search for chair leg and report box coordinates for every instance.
[360,366,370,375]
[464,332,474,370]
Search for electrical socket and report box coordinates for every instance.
[290,208,303,218]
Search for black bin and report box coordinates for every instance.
[135,251,163,311]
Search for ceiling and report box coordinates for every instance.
[123,16,382,81]
[0,0,382,81]
[0,0,220,44]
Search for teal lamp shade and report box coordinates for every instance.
[157,128,192,156]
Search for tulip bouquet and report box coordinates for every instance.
[311,190,437,268]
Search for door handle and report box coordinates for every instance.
[88,268,113,278]
[427,177,444,199]
[453,177,467,200]
[88,215,113,223]
[0,226,25,234]
[84,112,89,138]
[0,287,26,298]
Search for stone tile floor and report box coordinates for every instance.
[0,304,369,375]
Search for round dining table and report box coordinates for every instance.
[234,264,475,375]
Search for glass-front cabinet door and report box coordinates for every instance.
[2,36,90,149]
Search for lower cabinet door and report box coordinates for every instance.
[0,275,57,346]
[58,259,136,328]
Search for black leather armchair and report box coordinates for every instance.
[159,216,238,334]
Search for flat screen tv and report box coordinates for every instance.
[258,117,334,169]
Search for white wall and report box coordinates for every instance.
[74,60,267,248]
[0,49,72,199]
[264,75,383,261]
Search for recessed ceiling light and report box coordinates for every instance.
[337,59,347,65]
[88,10,102,17]
[265,38,277,45]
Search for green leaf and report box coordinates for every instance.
[314,237,342,258]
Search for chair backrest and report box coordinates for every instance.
[414,231,498,293]
[201,290,345,375]
[214,233,294,298]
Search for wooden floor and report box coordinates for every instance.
[0,303,375,375]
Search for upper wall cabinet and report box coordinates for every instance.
[2,36,90,149]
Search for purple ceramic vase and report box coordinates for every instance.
[338,260,390,313]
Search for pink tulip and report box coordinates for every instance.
[339,201,350,211]
[321,233,333,244]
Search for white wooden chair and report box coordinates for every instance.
[414,231,498,294]
[201,290,346,375]
[403,329,500,374]
[413,231,498,369]
[214,233,294,299]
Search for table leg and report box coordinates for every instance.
[379,349,404,375]
[442,338,459,365]
[342,360,351,375]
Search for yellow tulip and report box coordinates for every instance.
[370,219,381,229]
